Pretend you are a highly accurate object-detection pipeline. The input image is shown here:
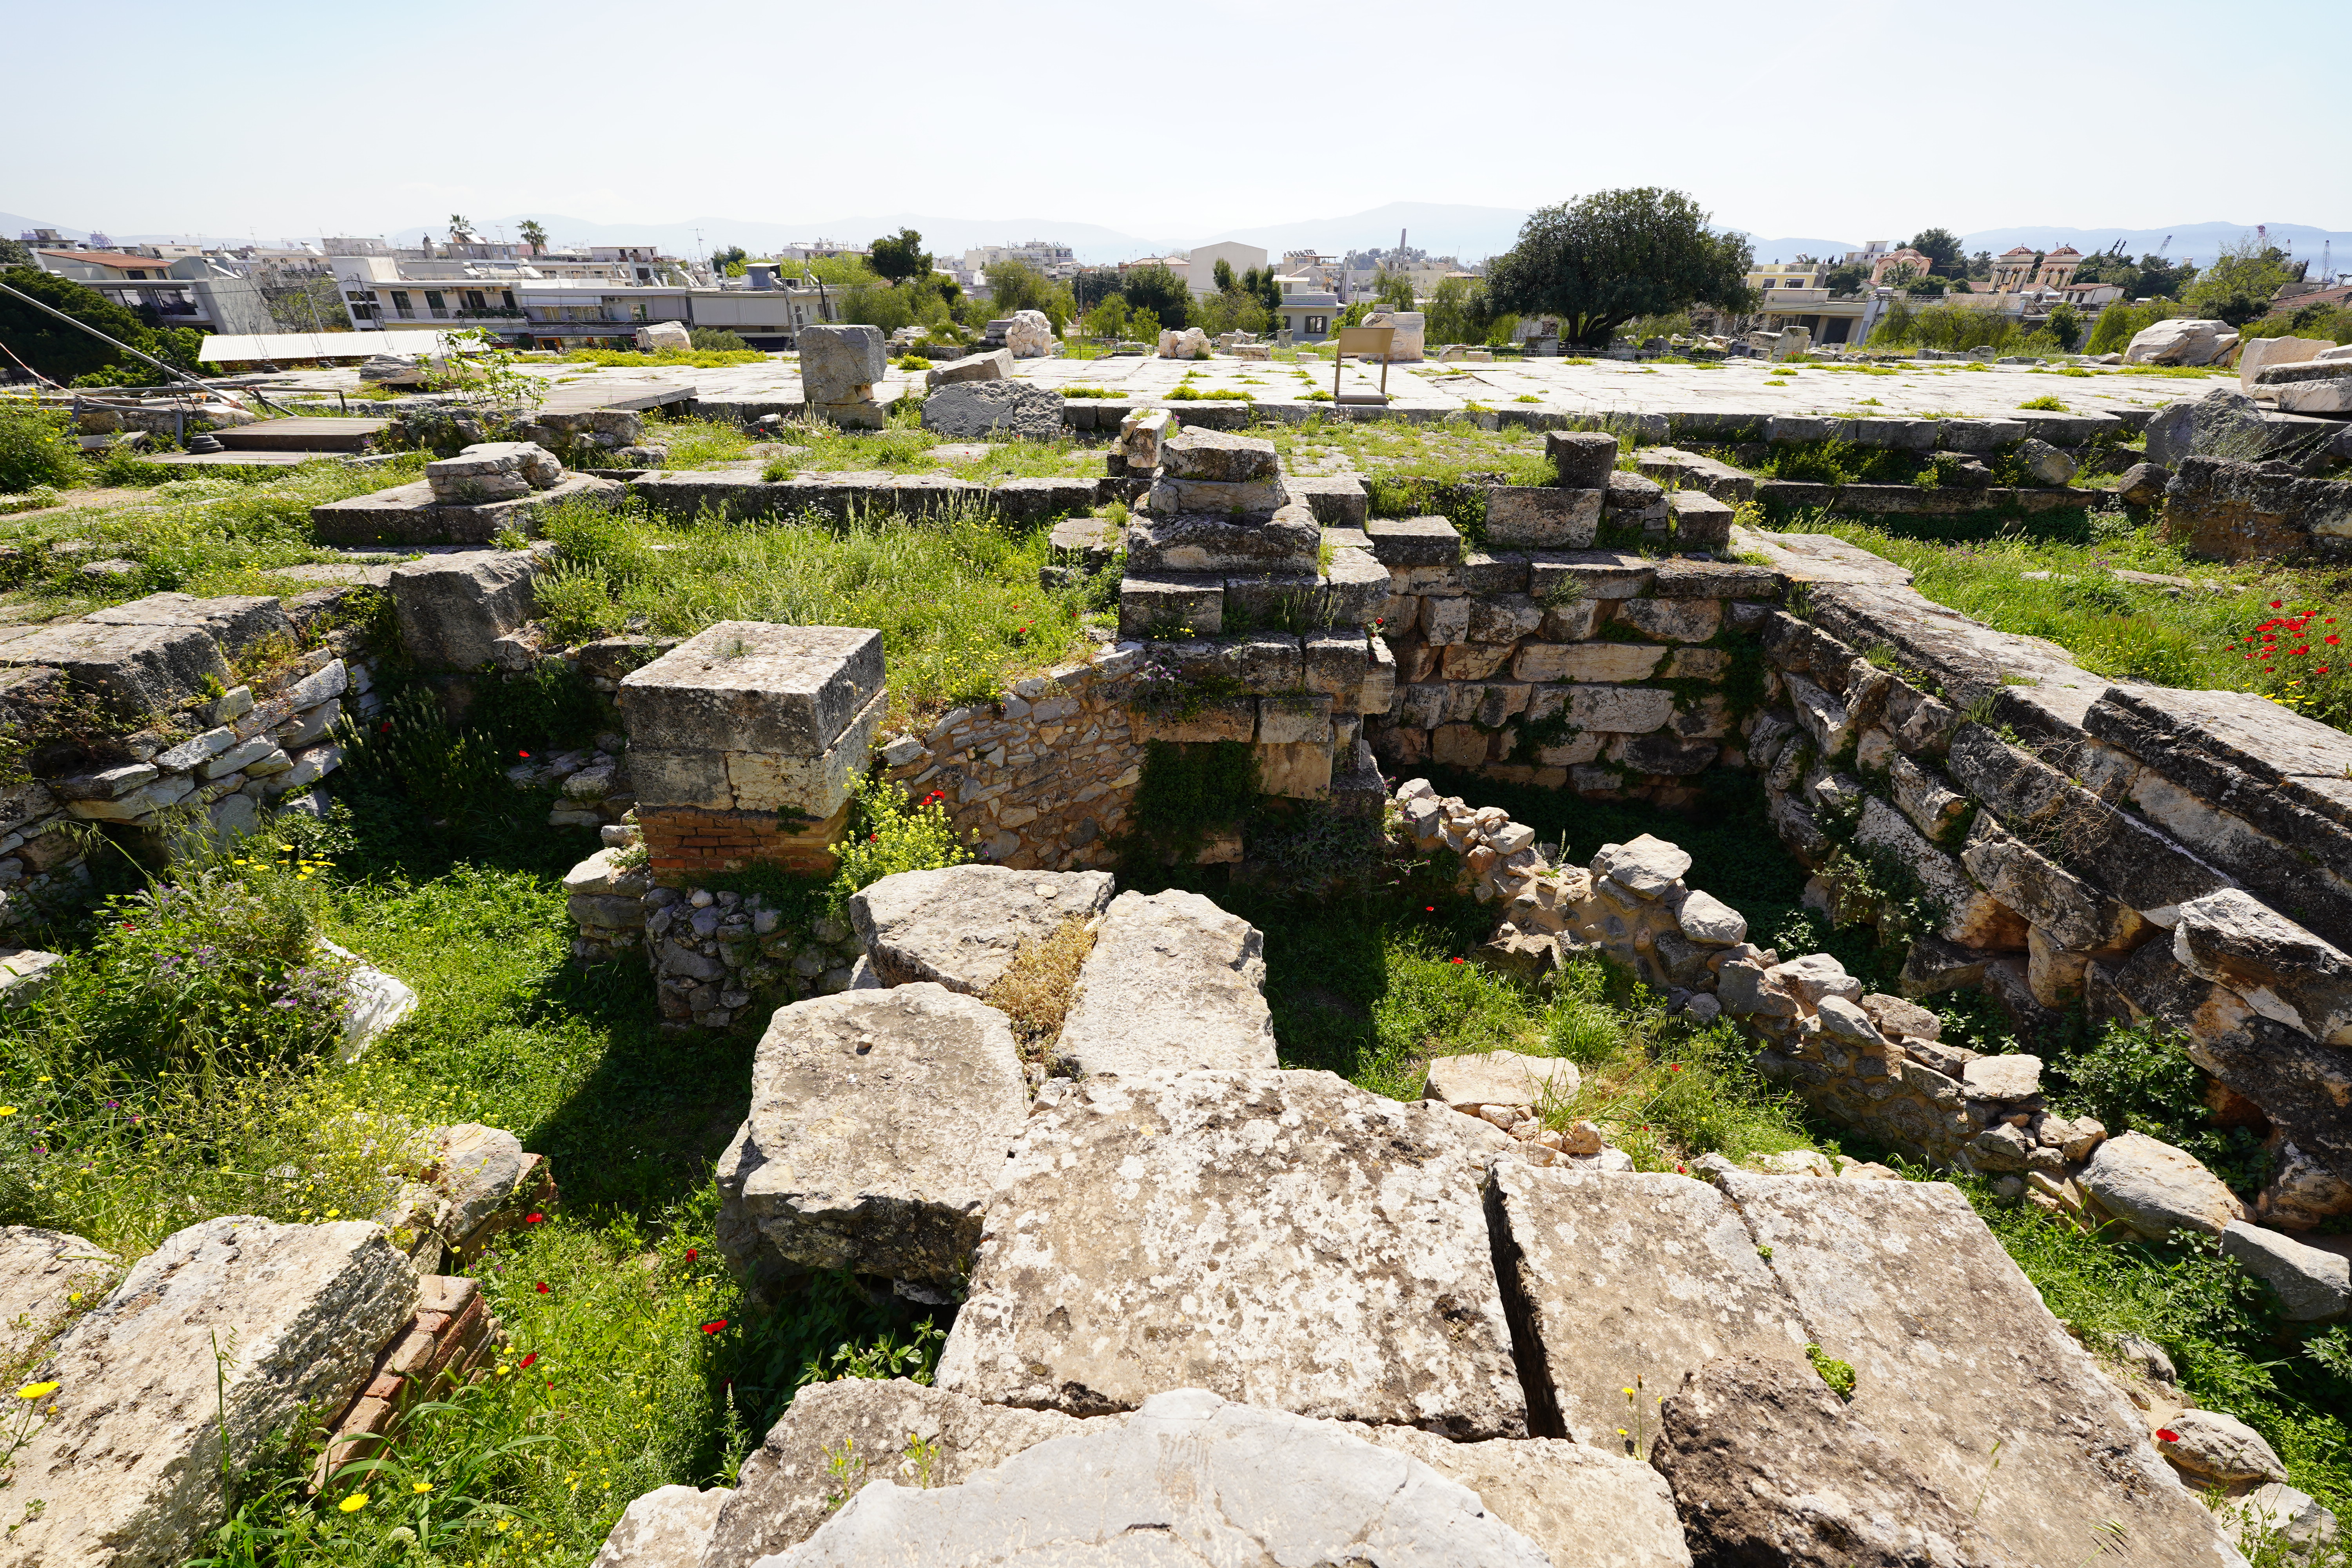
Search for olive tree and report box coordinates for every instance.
[1486,188,1755,348]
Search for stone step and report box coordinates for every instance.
[216,416,387,453]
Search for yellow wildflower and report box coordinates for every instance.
[339,1492,370,1513]
[16,1382,60,1399]
[412,1481,433,1494]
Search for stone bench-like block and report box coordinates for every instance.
[1364,514,1463,568]
[1126,510,1319,575]
[849,864,1116,995]
[936,1068,1526,1437]
[0,619,233,717]
[630,690,884,819]
[1118,571,1225,638]
[621,622,882,758]
[1057,890,1277,1076]
[1487,487,1602,548]
[716,984,1026,1286]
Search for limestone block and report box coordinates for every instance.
[716,985,1027,1284]
[1119,407,1172,469]
[700,1379,1080,1568]
[1123,510,1318,574]
[1118,570,1223,638]
[1425,1049,1578,1111]
[2158,1408,2288,1485]
[1771,953,1863,1006]
[1668,490,1735,549]
[1544,430,1619,488]
[588,1485,732,1568]
[1512,642,1666,683]
[1346,1425,1693,1568]
[920,379,1063,441]
[1001,309,1056,358]
[1160,427,1278,483]
[1673,888,1748,946]
[1363,515,1461,568]
[723,689,885,817]
[621,622,882,757]
[1058,890,1276,1077]
[1890,752,1968,843]
[2172,887,2352,1045]
[1856,798,2027,951]
[797,325,887,404]
[2080,1129,2249,1240]
[1467,592,1544,644]
[80,592,292,656]
[2219,1220,2351,1321]
[1321,544,1389,626]
[2274,378,2352,414]
[634,320,692,353]
[8,1218,419,1568]
[1257,692,1333,745]
[2239,334,2335,390]
[1614,596,1721,643]
[389,550,539,672]
[1486,486,1601,548]
[1722,1172,2238,1568]
[937,1070,1524,1436]
[769,1388,1548,1566]
[2124,318,2232,366]
[1144,475,1287,514]
[1490,1165,1811,1448]
[1961,1053,2042,1102]
[849,866,1114,995]
[1592,834,1691,897]
[1652,1354,2011,1568]
[0,621,232,717]
[2231,1483,2340,1561]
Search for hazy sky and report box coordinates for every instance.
[9,0,2347,244]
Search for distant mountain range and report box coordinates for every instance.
[11,207,2350,277]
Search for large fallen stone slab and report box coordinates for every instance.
[847,865,1114,995]
[9,1217,418,1568]
[1653,1353,2018,1568]
[1054,889,1277,1077]
[2220,1219,2351,1321]
[590,1485,733,1568]
[0,621,232,717]
[1349,1423,1692,1568]
[764,1388,1550,1567]
[389,550,539,670]
[1426,1049,1579,1112]
[936,1069,1524,1436]
[1719,1172,2243,1568]
[2079,1128,2249,1240]
[1489,1163,1811,1446]
[699,1378,1080,1568]
[919,379,1063,441]
[715,984,1026,1287]
[0,1226,116,1368]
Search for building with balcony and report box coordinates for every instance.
[29,247,275,336]
[1271,275,1340,341]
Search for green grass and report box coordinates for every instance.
[646,416,755,470]
[534,499,1094,723]
[558,348,769,368]
[1773,512,2352,729]
[757,423,1098,481]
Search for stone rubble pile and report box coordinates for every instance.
[423,440,562,504]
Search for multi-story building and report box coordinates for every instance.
[29,246,275,336]
[963,240,1080,281]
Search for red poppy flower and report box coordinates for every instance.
[2271,601,2283,609]
[701,1319,728,1334]
[2328,636,2341,646]
[1424,906,1435,912]
[534,1281,549,1293]
[2157,1428,2180,1443]
[684,1248,698,1261]
[1668,1064,1682,1072]
[524,1212,544,1224]
[380,721,392,732]
[1450,957,1464,964]
[519,750,531,759]
[519,1352,538,1369]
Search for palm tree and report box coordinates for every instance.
[448,214,474,241]
[517,220,547,256]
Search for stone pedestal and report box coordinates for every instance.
[619,622,884,879]
[797,324,888,426]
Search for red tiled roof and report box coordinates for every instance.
[34,249,162,269]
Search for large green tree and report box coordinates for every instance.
[868,228,932,287]
[1486,188,1754,347]
[1119,263,1189,330]
[0,265,200,383]
[1905,226,1966,278]
[2183,240,2296,327]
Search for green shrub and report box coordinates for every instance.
[829,775,974,901]
[0,397,81,493]
[688,327,751,352]
[2044,1020,2271,1197]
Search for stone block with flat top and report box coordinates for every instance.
[620,622,882,757]
[1365,514,1462,568]
[1486,487,1602,548]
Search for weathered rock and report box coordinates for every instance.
[2173,888,2352,1045]
[619,622,882,757]
[389,550,539,671]
[1720,1172,2238,1568]
[937,1070,1524,1436]
[1486,486,1602,548]
[1491,1164,1811,1448]
[589,1485,732,1568]
[432,1122,528,1243]
[2118,460,2171,506]
[1000,309,1056,359]
[797,325,887,405]
[699,1379,1080,1568]
[847,865,1114,995]
[1546,430,1620,489]
[0,1227,115,1367]
[1158,427,1278,483]
[2219,1220,2351,1321]
[9,1217,418,1568]
[2127,318,2233,367]
[1652,1354,2018,1568]
[2080,1129,2249,1240]
[919,379,1064,441]
[1055,889,1277,1077]
[1122,509,1318,574]
[0,621,233,717]
[1347,1424,1693,1568]
[2232,1482,2339,1562]
[1425,1049,1579,1112]
[634,320,692,353]
[716,985,1026,1286]
[2158,1407,2288,1485]
[765,1388,1549,1566]
[1673,888,1748,946]
[1592,834,1691,898]
[2145,386,2269,468]
[924,348,1012,388]
[1960,1053,2042,1102]
[2014,437,2077,487]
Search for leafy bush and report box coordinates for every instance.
[2044,1020,2271,1197]
[0,397,81,493]
[829,775,973,901]
[688,328,751,352]
[1120,740,1258,866]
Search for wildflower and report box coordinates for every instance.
[0,1108,14,1117]
[339,1493,370,1513]
[1668,1065,1681,1073]
[1450,957,1464,964]
[519,1353,537,1369]
[701,1319,728,1334]
[524,1212,544,1224]
[2156,1428,2180,1443]
[2272,600,2283,609]
[412,1481,433,1494]
[16,1382,59,1399]
[684,1248,698,1261]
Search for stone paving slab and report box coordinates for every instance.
[937,1069,1525,1437]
